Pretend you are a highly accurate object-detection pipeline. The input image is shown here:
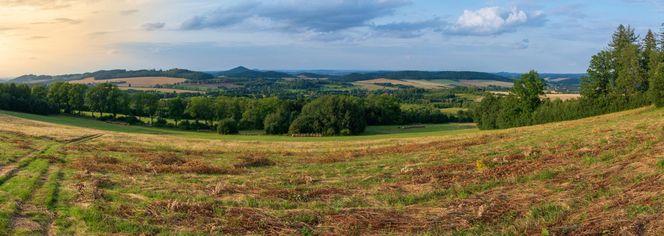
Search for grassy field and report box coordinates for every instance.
[0,107,662,235]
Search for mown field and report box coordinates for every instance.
[0,107,662,235]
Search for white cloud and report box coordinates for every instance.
[447,7,546,36]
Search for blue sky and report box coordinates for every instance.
[1,0,663,76]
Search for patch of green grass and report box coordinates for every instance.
[0,110,479,142]
[0,158,50,234]
[626,205,655,218]
[582,155,598,165]
[528,203,566,224]
[534,169,558,180]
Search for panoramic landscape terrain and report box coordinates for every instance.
[1,0,664,235]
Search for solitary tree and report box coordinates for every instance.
[511,70,545,113]
[581,51,615,98]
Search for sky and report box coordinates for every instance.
[0,0,663,77]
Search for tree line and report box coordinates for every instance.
[473,24,664,129]
[0,81,464,135]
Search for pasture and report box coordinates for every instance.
[0,107,661,234]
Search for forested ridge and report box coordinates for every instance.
[472,24,664,129]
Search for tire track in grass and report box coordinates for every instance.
[11,166,60,236]
[0,158,50,235]
[0,134,102,185]
[0,134,102,235]
[0,143,55,185]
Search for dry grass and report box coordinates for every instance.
[353,78,449,90]
[460,80,514,88]
[119,87,203,94]
[489,91,582,101]
[0,107,662,235]
[544,93,582,101]
[0,115,99,142]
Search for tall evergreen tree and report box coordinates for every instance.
[643,30,659,77]
[609,24,638,51]
[649,64,664,107]
[615,43,647,95]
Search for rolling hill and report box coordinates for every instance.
[9,69,213,84]
[213,66,292,79]
[0,106,661,234]
[6,67,586,91]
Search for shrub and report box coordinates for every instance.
[153,118,168,127]
[118,116,142,125]
[234,154,275,168]
[217,118,239,135]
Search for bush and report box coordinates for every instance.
[340,129,351,136]
[153,118,168,127]
[178,120,193,130]
[118,116,142,125]
[217,118,239,135]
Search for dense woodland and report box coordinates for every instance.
[473,24,664,129]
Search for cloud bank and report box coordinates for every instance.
[179,2,546,40]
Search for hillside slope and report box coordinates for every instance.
[0,107,661,234]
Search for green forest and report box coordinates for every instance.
[473,24,664,129]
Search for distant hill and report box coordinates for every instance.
[7,67,585,91]
[214,66,292,79]
[337,71,512,82]
[10,69,213,84]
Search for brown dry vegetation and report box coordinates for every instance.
[0,107,662,235]
[353,78,450,90]
[460,79,515,88]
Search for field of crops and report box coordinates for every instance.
[0,107,662,235]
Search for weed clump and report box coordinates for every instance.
[234,154,275,168]
[145,153,185,165]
